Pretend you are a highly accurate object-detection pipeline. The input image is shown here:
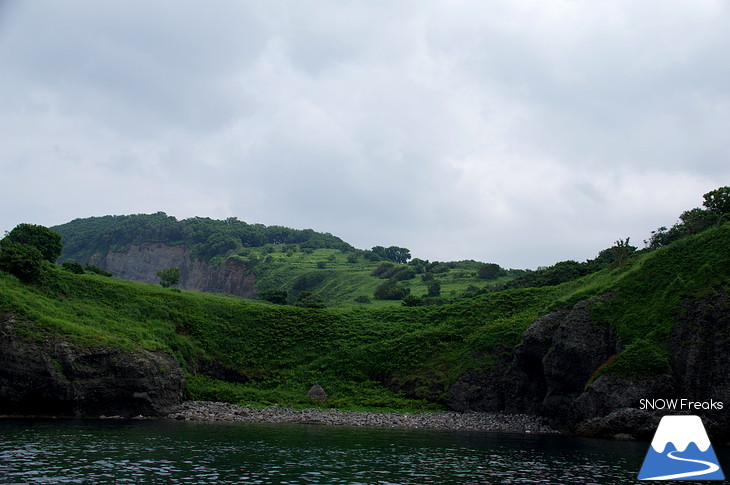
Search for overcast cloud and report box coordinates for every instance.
[1,1,728,268]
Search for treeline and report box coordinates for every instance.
[53,212,353,262]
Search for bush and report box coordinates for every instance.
[402,295,424,307]
[157,267,181,288]
[0,241,44,281]
[260,289,288,305]
[373,279,410,300]
[294,291,326,308]
[477,263,503,280]
[2,223,63,263]
[426,280,441,297]
[85,265,112,277]
[371,262,394,277]
[62,262,85,274]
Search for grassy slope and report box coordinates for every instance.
[235,246,511,307]
[2,224,728,411]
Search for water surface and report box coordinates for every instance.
[0,419,726,484]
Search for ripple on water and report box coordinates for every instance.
[0,419,669,484]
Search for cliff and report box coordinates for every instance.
[88,242,257,298]
[445,289,730,443]
[0,312,185,418]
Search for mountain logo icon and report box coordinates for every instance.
[638,415,725,481]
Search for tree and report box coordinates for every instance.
[371,245,411,264]
[156,267,180,288]
[2,223,62,263]
[0,241,44,281]
[426,279,441,297]
[477,263,502,280]
[702,186,730,215]
[373,278,411,300]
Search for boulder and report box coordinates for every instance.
[306,384,327,403]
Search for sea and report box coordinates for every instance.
[0,419,727,484]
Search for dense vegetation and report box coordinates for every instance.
[1,187,728,411]
[52,213,520,307]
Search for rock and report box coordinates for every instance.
[87,242,257,298]
[447,348,512,412]
[167,401,557,434]
[0,313,185,418]
[443,290,730,440]
[575,408,659,440]
[306,384,328,403]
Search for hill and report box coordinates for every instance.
[1,187,729,440]
[51,213,518,307]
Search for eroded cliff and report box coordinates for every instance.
[0,313,185,418]
[88,243,257,298]
[445,290,730,443]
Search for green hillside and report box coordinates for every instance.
[2,221,728,410]
[2,187,728,413]
[52,213,520,307]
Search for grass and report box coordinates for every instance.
[2,223,728,410]
[234,246,507,307]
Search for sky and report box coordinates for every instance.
[1,1,728,269]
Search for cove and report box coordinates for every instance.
[0,419,727,484]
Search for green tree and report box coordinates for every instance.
[371,245,411,264]
[477,263,503,280]
[426,279,441,297]
[702,186,730,215]
[374,278,411,300]
[2,223,62,263]
[0,241,44,281]
[156,267,181,288]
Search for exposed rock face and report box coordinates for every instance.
[444,291,730,443]
[88,242,257,298]
[0,313,185,418]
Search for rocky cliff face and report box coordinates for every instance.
[0,313,185,418]
[444,291,730,443]
[88,243,257,298]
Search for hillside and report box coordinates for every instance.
[51,213,519,307]
[1,221,729,439]
[2,187,729,439]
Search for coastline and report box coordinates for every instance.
[166,401,558,434]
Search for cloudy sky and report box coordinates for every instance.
[1,1,728,269]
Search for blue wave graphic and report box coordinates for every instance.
[638,442,725,481]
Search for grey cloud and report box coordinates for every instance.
[1,0,729,268]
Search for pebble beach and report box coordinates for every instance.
[167,401,557,434]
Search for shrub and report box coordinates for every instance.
[85,265,112,277]
[0,241,44,281]
[373,279,410,300]
[157,267,181,288]
[260,289,288,305]
[62,262,85,274]
[294,291,326,308]
[477,263,503,280]
[2,223,63,263]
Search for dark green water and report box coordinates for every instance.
[0,419,727,484]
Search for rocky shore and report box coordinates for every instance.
[167,401,557,434]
